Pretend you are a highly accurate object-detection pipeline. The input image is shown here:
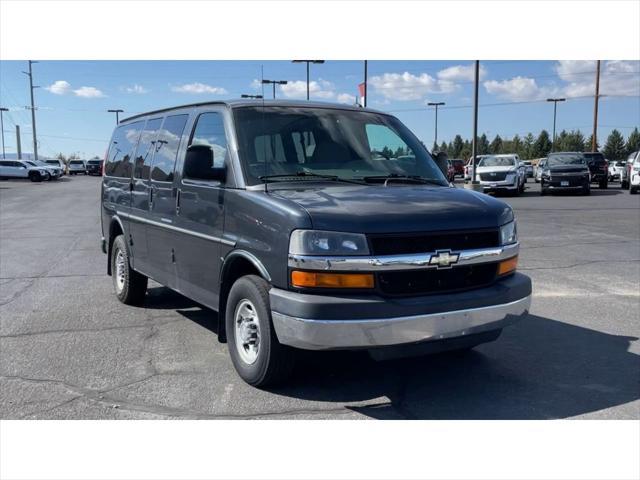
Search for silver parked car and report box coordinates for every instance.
[24,160,62,180]
[68,159,87,175]
[0,159,51,182]
[535,158,547,183]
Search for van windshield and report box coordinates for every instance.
[233,106,447,186]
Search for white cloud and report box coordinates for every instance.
[369,71,456,101]
[555,60,640,97]
[337,93,357,104]
[171,82,228,94]
[280,79,335,99]
[437,64,487,82]
[73,86,105,98]
[45,80,72,95]
[46,80,105,98]
[124,84,148,94]
[484,76,558,101]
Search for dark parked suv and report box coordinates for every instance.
[583,151,608,189]
[539,152,591,195]
[86,159,103,175]
[100,100,531,386]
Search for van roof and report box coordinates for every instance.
[120,99,382,124]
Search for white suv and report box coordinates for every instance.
[629,152,640,194]
[0,160,50,181]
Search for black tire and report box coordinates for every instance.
[599,179,608,189]
[631,187,638,195]
[28,171,42,182]
[226,275,295,387]
[582,185,591,195]
[110,235,147,306]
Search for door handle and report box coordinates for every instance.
[176,188,181,215]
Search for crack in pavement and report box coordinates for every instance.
[520,259,639,271]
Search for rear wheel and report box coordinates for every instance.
[226,275,295,387]
[28,171,42,182]
[582,184,591,195]
[599,179,608,189]
[631,186,638,195]
[110,235,147,305]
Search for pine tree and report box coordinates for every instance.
[585,134,600,152]
[478,134,490,155]
[523,133,535,159]
[625,127,640,156]
[512,134,523,158]
[452,135,464,158]
[440,141,448,154]
[603,129,626,160]
[490,135,503,154]
[533,130,552,158]
[563,130,585,152]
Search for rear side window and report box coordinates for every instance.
[105,121,144,178]
[189,112,228,169]
[151,114,188,182]
[133,118,163,180]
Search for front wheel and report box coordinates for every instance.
[599,179,608,189]
[631,187,638,195]
[226,275,295,387]
[110,235,148,305]
[28,171,42,182]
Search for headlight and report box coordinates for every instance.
[500,220,517,246]
[289,230,369,256]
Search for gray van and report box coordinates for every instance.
[100,100,531,386]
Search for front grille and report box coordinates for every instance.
[377,263,498,296]
[480,172,508,181]
[369,229,500,256]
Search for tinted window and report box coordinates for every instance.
[149,114,188,182]
[0,161,11,166]
[548,154,586,166]
[189,112,228,169]
[133,118,162,180]
[105,122,144,178]
[70,160,84,165]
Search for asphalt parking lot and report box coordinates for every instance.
[1,175,638,420]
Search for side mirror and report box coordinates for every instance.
[184,144,226,182]
[435,151,448,177]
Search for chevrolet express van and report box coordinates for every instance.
[100,100,531,386]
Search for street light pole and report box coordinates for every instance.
[0,107,8,159]
[546,98,566,152]
[471,60,480,185]
[108,109,124,124]
[22,60,39,160]
[591,60,601,152]
[427,102,445,149]
[292,60,324,100]
[261,80,288,99]
[363,60,368,107]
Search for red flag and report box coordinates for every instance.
[358,82,365,97]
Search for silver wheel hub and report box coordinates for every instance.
[115,249,126,293]
[234,299,261,365]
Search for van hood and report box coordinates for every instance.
[270,184,513,233]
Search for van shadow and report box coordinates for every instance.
[142,287,639,420]
[271,314,639,419]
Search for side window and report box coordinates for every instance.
[254,134,286,164]
[105,121,144,178]
[291,131,316,163]
[150,114,188,182]
[133,118,162,180]
[189,112,228,168]
[365,124,414,158]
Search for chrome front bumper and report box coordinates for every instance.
[272,294,531,350]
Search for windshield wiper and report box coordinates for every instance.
[360,174,445,186]
[259,171,364,185]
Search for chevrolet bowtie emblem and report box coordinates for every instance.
[429,250,460,268]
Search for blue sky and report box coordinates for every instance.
[0,60,638,159]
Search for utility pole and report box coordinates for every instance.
[16,125,22,159]
[546,98,566,151]
[363,60,368,107]
[261,79,288,99]
[471,60,480,185]
[23,60,39,160]
[292,60,324,100]
[592,60,601,152]
[427,102,445,149]
[0,107,7,159]
[108,109,124,124]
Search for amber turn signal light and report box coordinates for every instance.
[498,256,518,276]
[291,271,375,288]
